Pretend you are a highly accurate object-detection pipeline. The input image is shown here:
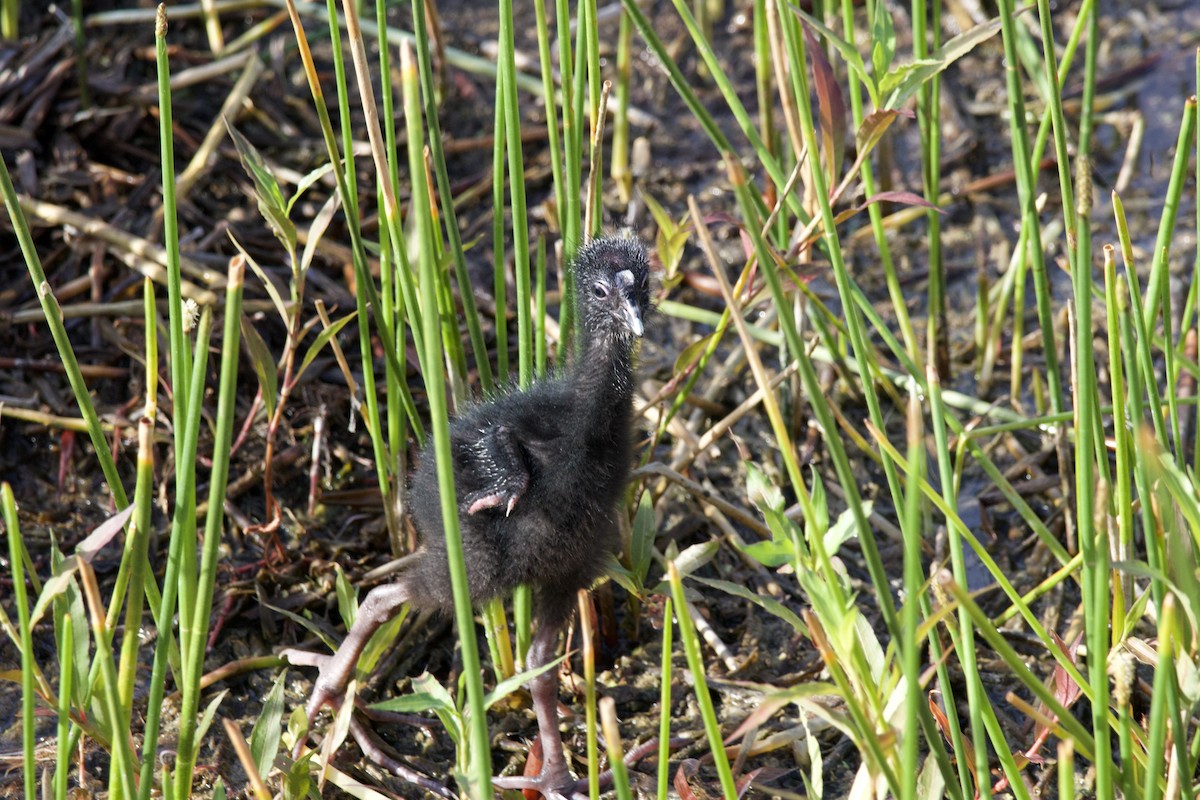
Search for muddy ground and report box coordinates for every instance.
[1,0,1198,797]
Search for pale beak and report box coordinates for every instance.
[621,295,644,337]
[614,269,644,337]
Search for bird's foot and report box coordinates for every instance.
[496,735,687,798]
[493,769,587,800]
[280,648,352,756]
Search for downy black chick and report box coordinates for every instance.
[287,235,652,797]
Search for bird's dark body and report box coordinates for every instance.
[403,235,648,627]
[289,236,651,797]
[405,376,632,625]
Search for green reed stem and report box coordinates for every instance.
[913,0,943,373]
[556,0,581,355]
[139,303,211,800]
[533,0,565,228]
[536,236,548,378]
[997,0,1064,414]
[85,561,136,800]
[925,359,976,800]
[370,0,401,549]
[898,388,923,800]
[580,595,600,800]
[657,596,674,800]
[496,0,532,387]
[155,5,192,469]
[1141,97,1198,324]
[411,0,492,394]
[1104,246,1134,641]
[1143,593,1175,800]
[837,0,919,363]
[492,78,509,384]
[55,611,74,800]
[611,8,632,204]
[0,156,126,509]
[116,419,155,729]
[2,484,35,799]
[1069,5,1114,795]
[402,38,492,798]
[173,258,244,799]
[668,562,737,800]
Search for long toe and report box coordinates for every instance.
[492,774,588,800]
[279,647,331,669]
[280,648,353,756]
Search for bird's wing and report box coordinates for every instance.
[452,384,572,516]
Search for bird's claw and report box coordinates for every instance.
[465,487,522,516]
[281,648,351,757]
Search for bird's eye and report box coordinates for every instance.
[592,283,609,299]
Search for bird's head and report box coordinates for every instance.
[574,235,652,347]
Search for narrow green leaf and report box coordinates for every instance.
[746,461,785,513]
[482,655,565,710]
[630,490,656,586]
[674,332,718,376]
[870,5,896,79]
[240,315,278,418]
[300,191,341,275]
[264,602,338,652]
[297,311,358,381]
[824,501,869,556]
[357,609,408,676]
[194,688,229,749]
[369,691,457,715]
[883,15,1005,110]
[286,163,335,214]
[32,506,133,627]
[878,59,943,98]
[640,188,677,237]
[695,574,808,635]
[230,238,289,326]
[605,554,641,597]
[659,228,692,285]
[249,670,288,779]
[333,565,357,631]
[226,122,296,251]
[736,539,794,569]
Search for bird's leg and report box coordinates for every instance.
[462,425,530,516]
[528,621,573,786]
[493,621,581,798]
[282,581,411,747]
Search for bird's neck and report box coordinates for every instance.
[571,334,634,428]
